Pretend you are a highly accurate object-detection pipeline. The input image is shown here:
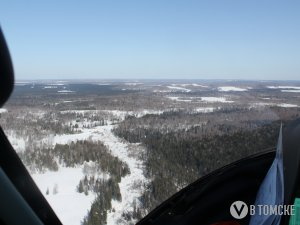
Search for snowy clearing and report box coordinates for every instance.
[200,97,234,103]
[125,82,143,86]
[281,90,300,93]
[58,90,75,93]
[191,83,209,87]
[194,107,215,113]
[218,86,248,92]
[267,86,300,90]
[6,132,26,152]
[277,103,298,108]
[32,167,96,225]
[167,97,192,102]
[0,108,7,113]
[167,96,234,103]
[44,86,58,89]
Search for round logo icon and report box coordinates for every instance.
[230,201,248,219]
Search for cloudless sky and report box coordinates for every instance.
[0,0,300,80]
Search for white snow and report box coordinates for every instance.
[44,86,58,89]
[58,90,75,93]
[170,83,208,88]
[200,97,234,103]
[218,86,248,92]
[277,103,298,108]
[194,107,215,113]
[47,83,66,86]
[125,82,143,86]
[6,133,26,152]
[281,90,300,93]
[62,100,74,103]
[0,108,7,113]
[267,86,300,90]
[191,83,209,87]
[32,167,95,225]
[167,96,234,103]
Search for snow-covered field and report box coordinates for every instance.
[167,96,192,102]
[6,133,26,152]
[277,103,298,108]
[167,96,234,103]
[32,167,96,225]
[218,86,248,92]
[58,90,75,93]
[194,107,215,113]
[281,90,300,93]
[267,86,300,90]
[0,108,7,113]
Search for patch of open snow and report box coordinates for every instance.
[170,83,208,88]
[125,82,143,86]
[47,83,66,86]
[62,100,74,103]
[191,83,208,87]
[267,86,300,90]
[281,90,300,93]
[44,86,58,89]
[277,103,298,108]
[58,90,75,93]
[194,107,215,113]
[51,131,95,145]
[136,110,164,117]
[0,108,7,113]
[218,86,248,92]
[6,133,26,152]
[200,97,234,103]
[44,86,57,89]
[250,102,274,108]
[32,167,95,225]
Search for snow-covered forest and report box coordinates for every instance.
[1,80,300,225]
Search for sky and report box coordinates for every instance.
[0,0,300,80]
